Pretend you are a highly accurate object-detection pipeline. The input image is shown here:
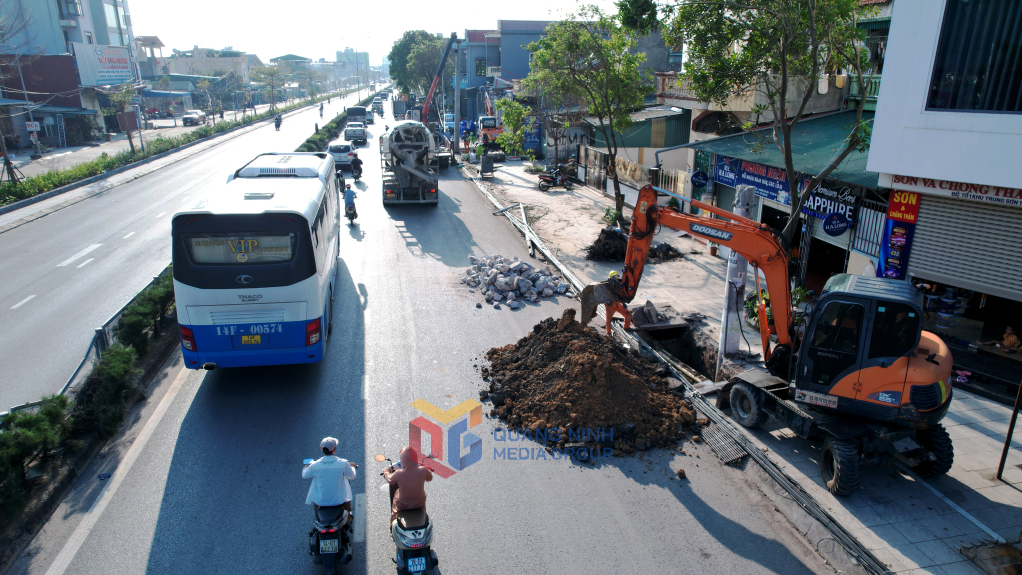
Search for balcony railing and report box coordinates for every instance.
[849,73,882,100]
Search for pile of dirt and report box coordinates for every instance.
[583,227,683,264]
[482,309,700,455]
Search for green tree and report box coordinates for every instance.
[388,30,435,93]
[525,6,653,221]
[520,81,585,163]
[626,0,875,242]
[104,82,138,154]
[406,35,454,96]
[250,64,289,109]
[493,99,533,159]
[154,75,172,90]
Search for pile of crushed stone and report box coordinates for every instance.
[462,254,571,310]
[481,309,700,455]
[584,227,684,264]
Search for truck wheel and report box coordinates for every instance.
[913,424,954,477]
[730,382,769,428]
[820,437,861,496]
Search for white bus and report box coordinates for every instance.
[172,153,340,370]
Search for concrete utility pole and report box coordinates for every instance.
[715,184,755,381]
[453,39,461,155]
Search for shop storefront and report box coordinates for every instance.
[878,175,1022,384]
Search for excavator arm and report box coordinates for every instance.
[580,185,793,358]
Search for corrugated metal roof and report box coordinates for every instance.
[687,110,879,189]
[466,30,496,42]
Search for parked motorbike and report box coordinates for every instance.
[375,454,439,574]
[538,167,573,191]
[303,458,355,574]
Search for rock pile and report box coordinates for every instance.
[462,254,572,310]
[482,309,699,455]
[584,227,684,264]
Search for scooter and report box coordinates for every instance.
[345,204,357,226]
[538,167,573,191]
[275,119,282,131]
[375,453,439,575]
[303,458,356,574]
[352,166,362,181]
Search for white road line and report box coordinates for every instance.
[10,295,35,309]
[56,244,101,267]
[44,367,191,575]
[155,212,166,219]
[76,258,94,269]
[352,493,366,543]
[123,232,135,239]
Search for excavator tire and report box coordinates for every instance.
[821,436,862,496]
[729,382,770,428]
[913,424,954,477]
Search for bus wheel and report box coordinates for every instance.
[327,295,334,337]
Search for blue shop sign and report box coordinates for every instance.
[691,170,708,188]
[714,155,794,205]
[822,213,851,236]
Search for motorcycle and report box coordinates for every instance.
[352,166,362,181]
[538,168,573,191]
[303,458,356,574]
[275,118,282,131]
[345,204,357,225]
[375,454,439,574]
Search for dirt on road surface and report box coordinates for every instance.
[483,309,699,455]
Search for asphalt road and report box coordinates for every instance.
[0,89,368,410]
[5,102,830,575]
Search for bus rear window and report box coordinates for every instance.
[187,233,296,265]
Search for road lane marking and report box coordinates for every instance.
[56,244,101,267]
[352,493,365,543]
[44,366,191,575]
[155,212,166,219]
[123,232,135,239]
[10,295,35,309]
[76,258,94,269]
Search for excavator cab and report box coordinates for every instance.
[791,274,953,429]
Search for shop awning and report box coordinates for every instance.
[685,110,879,189]
[31,104,93,115]
[142,90,189,98]
[0,97,31,106]
[857,16,891,30]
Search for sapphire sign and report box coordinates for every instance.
[691,171,708,188]
[822,213,851,236]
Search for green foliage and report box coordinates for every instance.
[0,395,71,520]
[603,207,621,222]
[293,91,381,153]
[406,35,455,96]
[105,82,138,153]
[667,197,680,210]
[792,286,811,307]
[0,92,351,207]
[250,64,291,109]
[388,31,436,93]
[661,0,875,241]
[616,0,659,34]
[115,270,175,356]
[493,99,533,159]
[70,344,141,440]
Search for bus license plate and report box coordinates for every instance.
[407,557,426,572]
[241,335,261,345]
[319,538,338,554]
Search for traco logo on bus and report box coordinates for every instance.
[690,223,734,242]
[867,390,901,405]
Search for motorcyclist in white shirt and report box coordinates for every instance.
[302,437,357,515]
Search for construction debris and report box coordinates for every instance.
[584,227,684,264]
[483,309,700,456]
[462,254,571,309]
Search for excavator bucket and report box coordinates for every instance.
[580,281,621,326]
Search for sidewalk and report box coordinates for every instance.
[8,98,318,179]
[466,159,1018,575]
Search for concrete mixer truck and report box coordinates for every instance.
[379,120,440,206]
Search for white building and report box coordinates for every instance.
[866,0,1022,377]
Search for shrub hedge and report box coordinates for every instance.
[0,89,356,207]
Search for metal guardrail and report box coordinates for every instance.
[0,264,173,421]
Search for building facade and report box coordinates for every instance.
[866,0,1022,383]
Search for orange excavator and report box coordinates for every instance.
[581,184,955,495]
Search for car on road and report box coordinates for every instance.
[328,142,355,169]
[344,122,366,145]
[365,113,374,125]
[182,110,207,126]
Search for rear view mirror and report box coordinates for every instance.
[373,454,386,462]
[429,451,439,459]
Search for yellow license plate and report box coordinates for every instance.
[241,335,261,345]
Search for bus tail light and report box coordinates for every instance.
[180,326,197,352]
[306,318,322,346]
